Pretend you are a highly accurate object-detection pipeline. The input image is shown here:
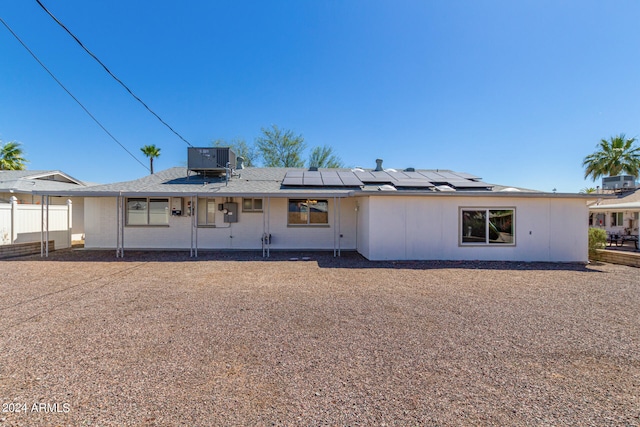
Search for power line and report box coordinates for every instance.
[0,17,150,172]
[35,0,194,148]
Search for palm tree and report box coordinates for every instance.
[579,187,597,194]
[140,144,161,174]
[0,141,27,170]
[583,134,640,181]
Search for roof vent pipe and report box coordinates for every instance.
[236,156,245,170]
[375,159,383,171]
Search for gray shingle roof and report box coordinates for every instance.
[0,170,87,193]
[33,166,592,199]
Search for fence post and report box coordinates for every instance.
[67,199,73,249]
[10,196,18,244]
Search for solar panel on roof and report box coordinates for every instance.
[417,171,447,181]
[320,171,343,186]
[282,175,303,186]
[394,180,434,188]
[356,171,394,183]
[303,173,324,186]
[446,180,491,189]
[386,171,411,180]
[450,171,481,180]
[435,171,472,180]
[337,172,363,186]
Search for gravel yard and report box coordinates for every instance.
[0,250,639,426]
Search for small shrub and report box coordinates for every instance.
[588,227,607,258]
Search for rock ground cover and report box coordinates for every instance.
[0,250,638,426]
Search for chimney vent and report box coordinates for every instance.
[375,159,383,171]
[236,156,245,170]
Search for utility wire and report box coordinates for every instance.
[0,17,149,171]
[35,0,194,148]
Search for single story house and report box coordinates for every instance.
[588,176,640,237]
[35,148,595,262]
[0,170,87,247]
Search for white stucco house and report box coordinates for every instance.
[0,170,87,248]
[36,148,594,262]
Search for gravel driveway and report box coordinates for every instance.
[0,250,638,426]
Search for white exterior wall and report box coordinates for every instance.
[591,209,640,235]
[356,197,370,259]
[84,196,358,251]
[357,195,589,262]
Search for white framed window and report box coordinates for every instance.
[611,212,624,227]
[126,197,169,226]
[242,198,263,212]
[197,198,217,226]
[288,199,329,226]
[461,208,515,245]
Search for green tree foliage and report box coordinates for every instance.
[212,138,258,167]
[0,140,27,170]
[140,144,161,174]
[579,187,597,194]
[256,125,306,167]
[583,134,640,181]
[308,145,344,168]
[588,227,607,256]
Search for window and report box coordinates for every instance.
[461,208,514,245]
[197,198,217,226]
[126,198,169,225]
[611,212,624,227]
[288,199,329,225]
[242,198,263,212]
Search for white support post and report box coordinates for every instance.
[333,197,338,257]
[9,196,17,244]
[67,199,73,249]
[190,195,194,258]
[338,197,342,257]
[121,196,125,258]
[45,195,50,257]
[40,195,44,257]
[116,196,120,258]
[194,197,198,258]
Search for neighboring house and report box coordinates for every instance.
[588,176,640,237]
[35,149,594,262]
[0,170,87,247]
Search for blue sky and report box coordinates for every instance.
[1,1,639,192]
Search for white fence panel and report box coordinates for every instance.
[0,202,72,249]
[0,204,11,244]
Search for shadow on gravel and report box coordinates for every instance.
[6,248,604,272]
